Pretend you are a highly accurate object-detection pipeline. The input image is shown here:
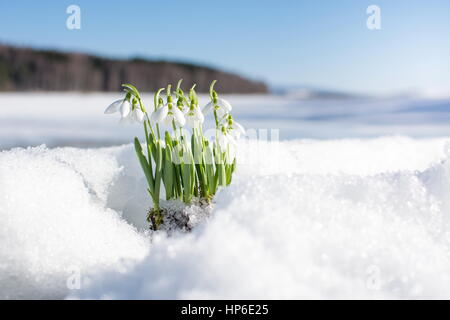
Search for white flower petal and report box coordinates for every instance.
[104,99,123,114]
[128,110,137,123]
[230,121,245,138]
[195,108,205,123]
[172,107,186,127]
[216,107,229,118]
[163,114,174,126]
[134,108,145,123]
[233,121,245,134]
[151,105,169,123]
[202,101,214,114]
[186,116,196,127]
[186,108,204,127]
[217,98,232,112]
[218,132,229,150]
[120,100,132,118]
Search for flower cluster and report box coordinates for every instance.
[105,80,244,230]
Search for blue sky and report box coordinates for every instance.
[0,0,449,95]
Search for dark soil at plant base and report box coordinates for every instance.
[148,198,213,234]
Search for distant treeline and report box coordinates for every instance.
[0,44,267,93]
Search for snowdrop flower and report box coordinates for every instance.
[105,99,129,116]
[215,128,237,164]
[150,104,168,122]
[119,107,145,124]
[105,99,145,124]
[177,98,189,114]
[231,121,245,138]
[226,116,245,139]
[203,97,232,117]
[151,104,186,127]
[134,108,145,122]
[185,106,205,127]
[217,126,237,150]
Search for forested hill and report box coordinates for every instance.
[0,45,267,93]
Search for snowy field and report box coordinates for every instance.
[2,92,450,149]
[2,93,450,299]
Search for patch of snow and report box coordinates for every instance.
[2,93,450,150]
[2,137,450,299]
[0,145,149,299]
[69,137,450,299]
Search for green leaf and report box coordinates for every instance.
[144,122,154,178]
[148,131,157,160]
[174,163,183,199]
[122,84,141,99]
[165,131,173,148]
[134,137,155,196]
[218,163,226,186]
[195,163,208,198]
[181,162,192,203]
[154,88,165,109]
[203,143,216,195]
[226,164,232,185]
[176,79,183,91]
[189,84,197,104]
[153,142,163,202]
[209,80,217,98]
[162,145,174,200]
[206,163,216,195]
[213,145,227,187]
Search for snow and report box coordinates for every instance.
[2,136,450,299]
[2,93,450,150]
[0,145,150,299]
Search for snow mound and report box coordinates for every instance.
[67,137,450,299]
[2,137,450,299]
[0,145,149,299]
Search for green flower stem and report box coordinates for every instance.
[116,80,238,229]
[213,110,219,127]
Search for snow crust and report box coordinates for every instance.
[2,137,450,299]
[2,93,450,150]
[0,145,149,299]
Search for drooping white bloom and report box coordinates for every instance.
[150,104,168,123]
[105,99,144,124]
[214,129,237,164]
[118,109,145,124]
[151,104,186,127]
[217,127,237,150]
[168,106,186,126]
[104,99,132,117]
[104,99,123,114]
[228,121,245,139]
[134,108,145,122]
[185,107,205,127]
[120,100,131,118]
[203,98,232,117]
[177,101,190,114]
